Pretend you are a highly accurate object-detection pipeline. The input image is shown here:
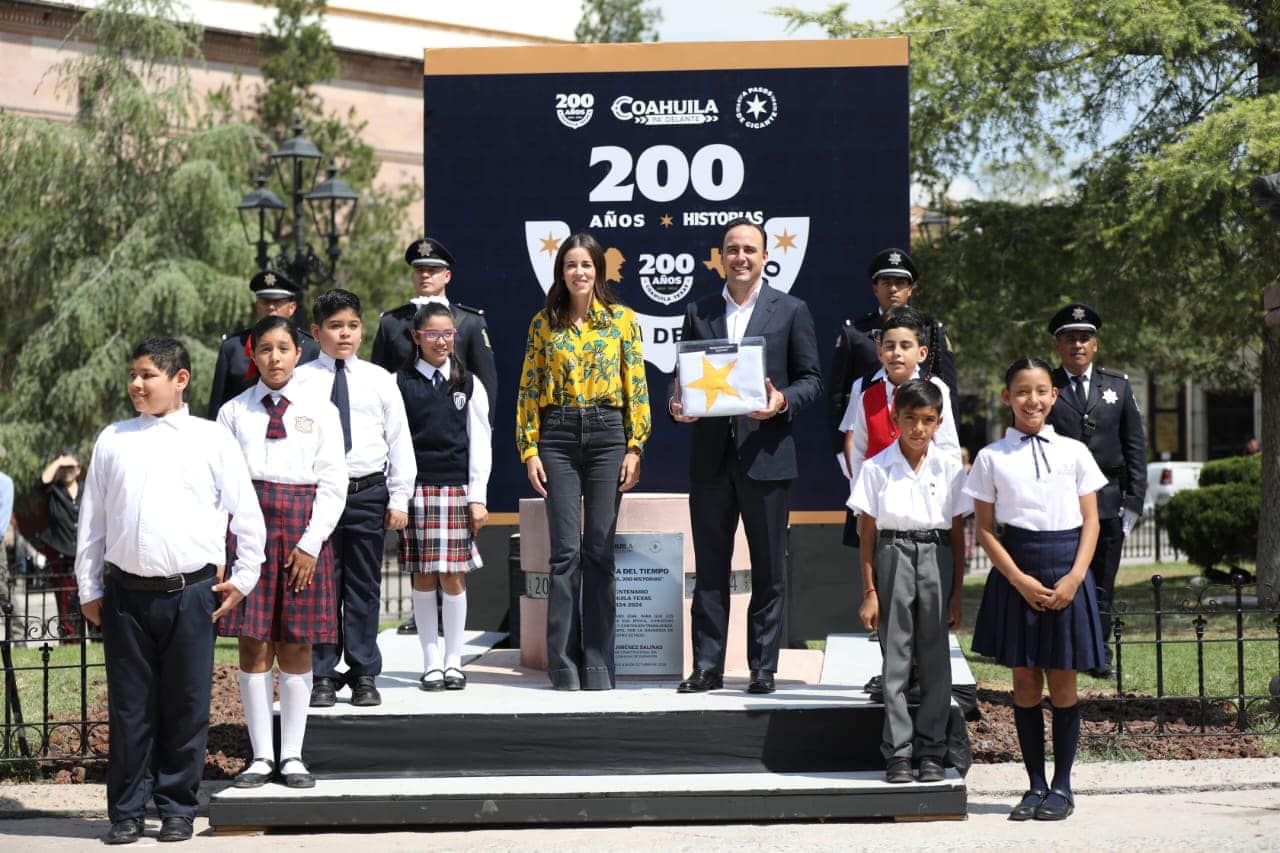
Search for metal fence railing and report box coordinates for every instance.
[964,513,1183,575]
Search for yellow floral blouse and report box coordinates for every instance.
[516,301,652,461]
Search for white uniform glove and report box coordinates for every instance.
[1121,508,1140,536]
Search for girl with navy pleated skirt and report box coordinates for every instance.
[396,302,491,691]
[217,315,347,790]
[965,357,1108,823]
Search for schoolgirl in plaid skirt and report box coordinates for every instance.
[216,313,347,790]
[395,302,492,691]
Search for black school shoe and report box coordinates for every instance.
[104,817,144,845]
[309,676,339,708]
[232,758,275,788]
[885,757,913,784]
[280,758,316,789]
[349,675,382,706]
[1009,789,1048,821]
[917,757,946,783]
[1034,788,1075,821]
[443,667,467,690]
[157,816,193,842]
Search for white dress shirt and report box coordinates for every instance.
[848,441,973,530]
[414,358,493,505]
[75,406,267,601]
[1065,364,1093,403]
[216,378,348,557]
[838,369,961,485]
[963,425,1108,531]
[411,295,449,308]
[294,353,416,512]
[722,282,762,342]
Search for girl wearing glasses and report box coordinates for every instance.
[396,302,492,691]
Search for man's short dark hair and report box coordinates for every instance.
[895,378,943,415]
[131,336,191,378]
[720,216,766,248]
[880,306,927,343]
[313,289,362,325]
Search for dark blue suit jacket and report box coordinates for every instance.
[679,283,822,482]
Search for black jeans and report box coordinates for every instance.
[539,406,626,690]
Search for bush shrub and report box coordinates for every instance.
[1198,454,1262,487]
[1164,481,1259,571]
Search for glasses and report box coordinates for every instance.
[414,329,456,342]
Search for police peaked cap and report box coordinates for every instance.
[867,248,918,283]
[1048,303,1102,336]
[405,237,455,268]
[249,268,300,301]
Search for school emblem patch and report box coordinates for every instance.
[453,391,467,411]
[294,416,314,433]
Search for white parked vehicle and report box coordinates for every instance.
[1143,461,1206,515]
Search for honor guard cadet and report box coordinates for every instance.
[1045,303,1147,680]
[208,269,320,415]
[827,248,957,475]
[372,237,497,635]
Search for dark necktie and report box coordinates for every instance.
[263,394,289,440]
[331,359,352,453]
[432,370,444,391]
[1072,374,1087,410]
[1021,433,1051,480]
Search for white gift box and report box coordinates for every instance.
[676,337,767,417]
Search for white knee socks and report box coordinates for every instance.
[238,670,274,773]
[442,589,467,670]
[413,589,442,672]
[278,670,312,763]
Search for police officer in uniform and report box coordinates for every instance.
[827,248,957,546]
[1046,303,1147,680]
[372,237,496,635]
[207,269,319,416]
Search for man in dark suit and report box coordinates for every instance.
[670,218,822,694]
[372,237,497,635]
[1046,303,1147,679]
[207,269,320,416]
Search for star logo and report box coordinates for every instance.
[686,355,741,410]
[263,273,277,286]
[735,86,778,129]
[888,251,902,265]
[416,240,431,257]
[1102,388,1119,405]
[539,233,562,256]
[744,95,768,119]
[1072,307,1086,320]
[659,214,673,228]
[703,248,725,278]
[773,229,799,253]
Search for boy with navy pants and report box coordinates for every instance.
[848,379,970,783]
[76,337,265,844]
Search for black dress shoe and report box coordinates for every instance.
[1034,788,1075,821]
[280,758,316,789]
[677,668,723,693]
[310,676,338,708]
[1089,664,1115,680]
[104,817,144,845]
[1008,788,1048,821]
[157,816,193,842]
[443,667,467,690]
[885,757,912,784]
[349,675,382,707]
[747,669,776,694]
[232,758,275,788]
[917,757,946,783]
[397,616,418,635]
[419,669,445,691]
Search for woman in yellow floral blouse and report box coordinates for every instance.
[517,232,651,690]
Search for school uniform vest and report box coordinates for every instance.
[861,376,899,460]
[397,369,473,486]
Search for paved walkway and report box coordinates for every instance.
[1,758,1277,849]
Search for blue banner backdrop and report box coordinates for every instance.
[423,39,908,513]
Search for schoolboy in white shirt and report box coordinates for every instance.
[294,288,415,708]
[848,378,971,785]
[76,336,266,845]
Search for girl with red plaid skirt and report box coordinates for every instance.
[396,302,492,691]
[216,315,348,788]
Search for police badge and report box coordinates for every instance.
[453,391,467,411]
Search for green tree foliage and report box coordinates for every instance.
[575,0,662,43]
[774,1,1278,387]
[0,0,258,485]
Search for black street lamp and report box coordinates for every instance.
[236,121,359,293]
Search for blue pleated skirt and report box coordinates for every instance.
[970,526,1106,671]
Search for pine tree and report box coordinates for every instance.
[575,0,662,43]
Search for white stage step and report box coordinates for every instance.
[819,632,977,688]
